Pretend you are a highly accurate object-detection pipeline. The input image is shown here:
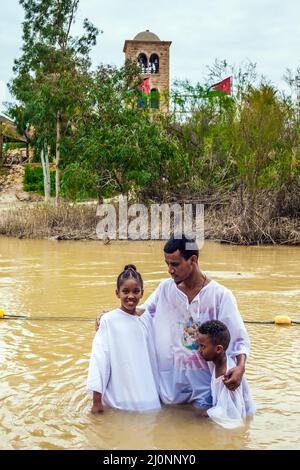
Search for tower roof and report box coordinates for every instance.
[133,30,160,41]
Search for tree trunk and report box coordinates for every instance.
[0,122,3,162]
[24,131,29,161]
[41,144,51,203]
[55,111,61,206]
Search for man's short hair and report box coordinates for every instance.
[198,320,231,350]
[164,234,199,260]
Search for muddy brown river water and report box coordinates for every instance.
[0,238,299,449]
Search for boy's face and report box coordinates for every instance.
[164,250,197,284]
[197,333,219,361]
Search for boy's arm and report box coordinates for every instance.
[218,290,250,390]
[206,384,244,428]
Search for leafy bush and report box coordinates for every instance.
[23,164,55,196]
[61,163,99,201]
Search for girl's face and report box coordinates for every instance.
[116,278,143,314]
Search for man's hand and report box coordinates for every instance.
[95,313,101,331]
[135,307,145,317]
[223,365,245,391]
[95,310,109,331]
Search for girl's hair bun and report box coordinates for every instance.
[124,264,137,272]
[117,264,143,290]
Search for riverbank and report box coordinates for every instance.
[0,202,98,240]
[0,197,299,244]
[1,163,300,244]
[205,201,300,245]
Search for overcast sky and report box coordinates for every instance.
[1,0,300,113]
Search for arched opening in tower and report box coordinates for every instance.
[149,54,159,74]
[137,53,148,73]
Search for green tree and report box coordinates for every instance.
[8,0,99,204]
[170,74,236,194]
[61,62,188,202]
[165,59,300,230]
[231,83,300,216]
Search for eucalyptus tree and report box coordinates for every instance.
[61,61,188,202]
[9,0,99,204]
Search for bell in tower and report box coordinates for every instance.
[123,30,172,113]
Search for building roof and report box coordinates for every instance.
[0,114,27,143]
[133,30,160,41]
[0,114,14,126]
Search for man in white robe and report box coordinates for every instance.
[139,235,250,409]
[96,235,250,410]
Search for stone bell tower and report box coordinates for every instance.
[123,30,172,113]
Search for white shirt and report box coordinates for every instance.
[207,356,256,429]
[141,278,250,407]
[87,308,161,411]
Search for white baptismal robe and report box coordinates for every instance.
[207,356,256,429]
[87,308,161,411]
[141,279,250,408]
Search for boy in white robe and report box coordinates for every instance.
[87,265,161,413]
[197,320,255,429]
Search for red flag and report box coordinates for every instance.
[210,77,232,95]
[137,77,150,95]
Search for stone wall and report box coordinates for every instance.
[124,40,171,112]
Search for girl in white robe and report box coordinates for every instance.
[87,264,161,413]
[197,320,255,429]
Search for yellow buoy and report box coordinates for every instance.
[274,315,292,325]
[0,309,5,318]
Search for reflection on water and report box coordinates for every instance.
[0,238,300,449]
